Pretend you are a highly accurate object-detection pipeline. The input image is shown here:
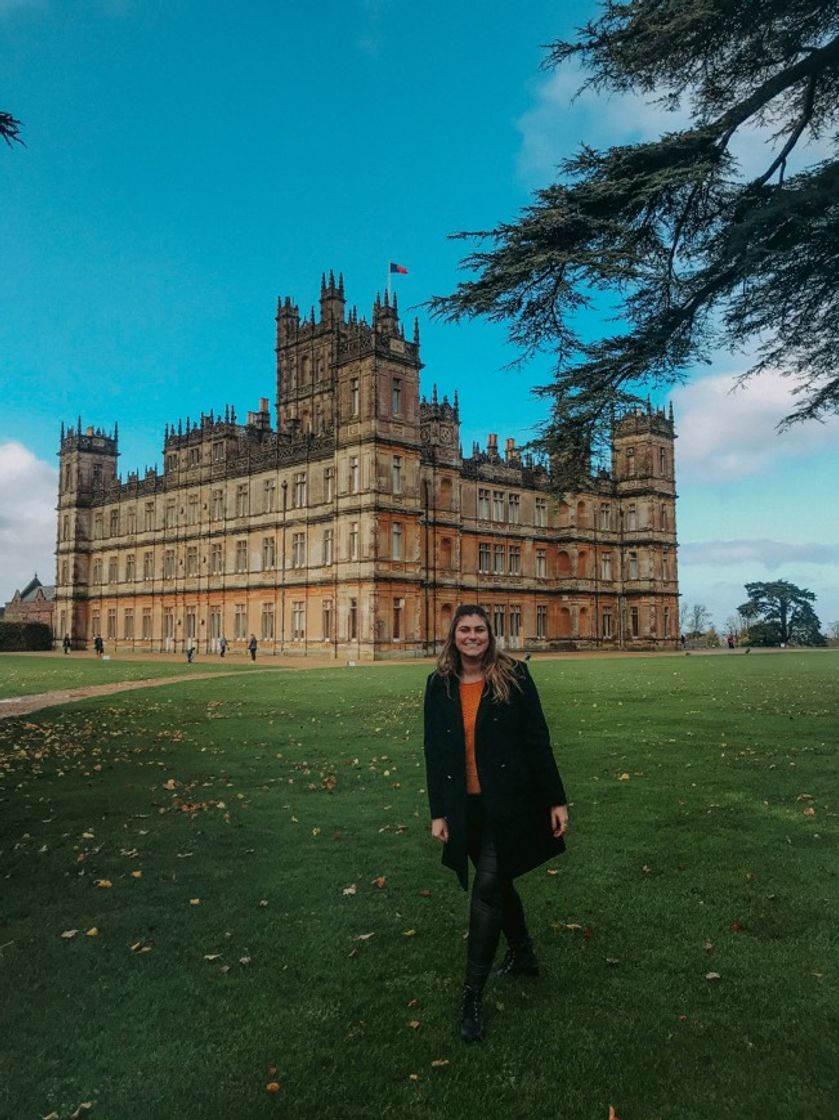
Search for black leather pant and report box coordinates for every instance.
[465,795,528,990]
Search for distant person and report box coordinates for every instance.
[680,633,686,649]
[248,634,257,662]
[186,639,196,664]
[218,636,228,658]
[62,635,71,655]
[94,635,104,658]
[423,604,568,1044]
[727,634,735,649]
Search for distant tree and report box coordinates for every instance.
[685,603,713,639]
[826,621,839,645]
[738,579,825,646]
[724,612,748,643]
[1,112,23,148]
[431,0,839,486]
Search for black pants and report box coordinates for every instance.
[465,796,528,990]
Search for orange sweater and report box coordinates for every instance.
[459,679,484,794]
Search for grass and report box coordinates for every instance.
[0,652,837,1120]
[0,652,258,698]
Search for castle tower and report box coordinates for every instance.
[54,420,119,646]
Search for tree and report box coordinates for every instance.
[684,603,713,639]
[738,579,825,645]
[431,1,839,483]
[1,112,23,148]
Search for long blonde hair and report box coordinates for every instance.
[436,604,522,703]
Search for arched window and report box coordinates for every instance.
[558,608,572,637]
[557,550,572,577]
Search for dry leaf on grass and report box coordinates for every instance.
[371,876,386,888]
[431,1059,450,1068]
[203,953,223,961]
[342,884,357,896]
[94,879,112,889]
[61,929,79,939]
[353,932,375,941]
[705,971,721,981]
[407,1019,420,1030]
[266,1082,281,1094]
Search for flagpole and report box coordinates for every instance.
[386,262,391,303]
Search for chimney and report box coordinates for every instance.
[505,437,516,462]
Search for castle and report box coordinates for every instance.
[54,274,679,658]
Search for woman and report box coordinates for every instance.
[423,604,569,1043]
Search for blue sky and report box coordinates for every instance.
[2,0,837,630]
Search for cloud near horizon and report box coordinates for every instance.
[679,540,839,570]
[0,442,57,601]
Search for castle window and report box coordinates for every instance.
[144,502,155,531]
[393,598,404,640]
[350,378,360,417]
[125,554,135,582]
[142,608,152,640]
[163,549,175,579]
[91,611,100,639]
[509,605,521,639]
[508,545,521,575]
[478,542,491,574]
[493,606,505,638]
[324,466,334,502]
[188,446,200,468]
[626,504,637,531]
[535,549,546,578]
[601,553,612,581]
[626,447,636,476]
[93,463,103,483]
[188,496,199,525]
[599,503,610,531]
[348,598,358,641]
[185,608,197,639]
[316,354,325,380]
[392,456,402,495]
[235,540,247,572]
[61,560,69,584]
[293,472,307,508]
[209,606,221,639]
[127,507,137,534]
[650,605,657,633]
[261,602,275,641]
[576,500,586,525]
[264,479,276,513]
[535,498,547,528]
[660,503,669,530]
[163,608,174,642]
[322,599,333,640]
[478,489,490,519]
[212,489,224,520]
[557,550,571,577]
[508,494,520,524]
[165,501,176,529]
[536,605,548,639]
[628,551,638,579]
[143,551,154,579]
[292,601,305,641]
[262,536,276,570]
[663,606,670,637]
[392,378,402,417]
[92,558,102,584]
[210,543,223,574]
[602,608,613,639]
[107,609,117,640]
[236,484,249,517]
[659,447,666,475]
[300,355,311,384]
[64,464,71,489]
[186,546,198,576]
[630,606,639,638]
[494,544,505,575]
[108,556,118,583]
[349,522,359,560]
[234,604,247,639]
[213,441,225,463]
[350,456,360,494]
[662,550,670,580]
[493,491,505,521]
[323,527,334,566]
[109,510,119,536]
[392,522,403,560]
[440,537,453,569]
[62,516,70,541]
[94,514,103,539]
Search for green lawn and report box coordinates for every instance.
[0,652,259,698]
[0,653,836,1120]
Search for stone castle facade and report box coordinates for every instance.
[54,274,679,657]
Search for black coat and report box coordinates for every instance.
[423,661,567,890]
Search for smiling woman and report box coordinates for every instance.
[423,603,569,1043]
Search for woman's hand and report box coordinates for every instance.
[550,804,569,839]
[430,817,449,844]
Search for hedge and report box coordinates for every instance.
[0,621,53,651]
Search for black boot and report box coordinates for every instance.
[459,984,485,1043]
[494,937,539,978]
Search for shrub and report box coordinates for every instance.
[0,621,53,651]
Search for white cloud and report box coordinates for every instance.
[671,370,839,482]
[0,0,45,12]
[0,442,58,602]
[680,540,839,570]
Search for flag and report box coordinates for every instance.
[389,262,408,275]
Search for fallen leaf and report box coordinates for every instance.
[431,1059,450,1068]
[407,1019,421,1030]
[546,869,558,876]
[803,807,816,816]
[42,1113,60,1119]
[371,876,386,888]
[342,884,357,896]
[86,928,99,937]
[403,928,416,937]
[266,1066,277,1076]
[608,1108,621,1120]
[60,929,79,939]
[204,953,223,961]
[69,1103,94,1119]
[618,773,630,781]
[705,971,721,981]
[408,1073,420,1081]
[162,779,177,790]
[407,998,419,1008]
[418,888,431,897]
[239,956,251,966]
[266,1082,281,1094]
[606,957,620,965]
[703,940,714,951]
[354,932,375,941]
[729,922,746,933]
[259,899,269,907]
[94,879,112,889]
[130,870,142,879]
[583,927,593,941]
[190,898,200,906]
